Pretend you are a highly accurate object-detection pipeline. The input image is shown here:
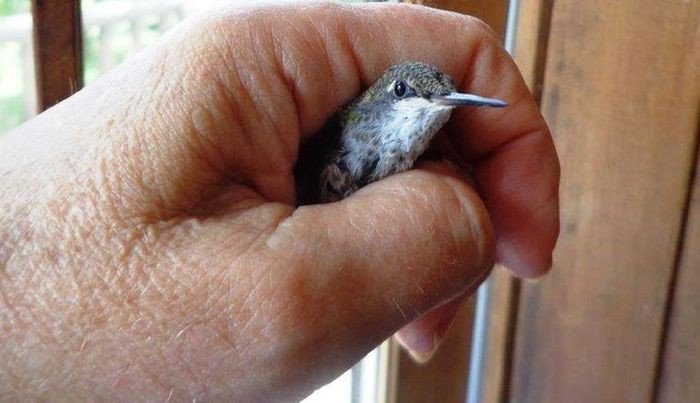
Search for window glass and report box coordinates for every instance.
[0,0,34,134]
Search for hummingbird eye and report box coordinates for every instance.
[393,80,407,98]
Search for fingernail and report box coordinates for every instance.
[396,323,450,365]
[406,331,443,364]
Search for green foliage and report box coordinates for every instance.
[0,1,178,134]
[0,94,24,134]
[83,26,101,84]
[0,0,28,16]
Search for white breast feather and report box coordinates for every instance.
[342,98,453,181]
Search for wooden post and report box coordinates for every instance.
[31,0,83,111]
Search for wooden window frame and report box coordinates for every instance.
[31,0,83,111]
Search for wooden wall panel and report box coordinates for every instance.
[31,0,83,111]
[510,0,700,402]
[657,124,700,398]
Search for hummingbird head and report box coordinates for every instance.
[339,62,506,177]
[349,61,507,123]
[363,61,506,106]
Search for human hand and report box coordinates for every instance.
[0,2,559,401]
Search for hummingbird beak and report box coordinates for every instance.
[432,92,508,108]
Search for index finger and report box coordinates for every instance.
[292,3,560,277]
[444,24,561,278]
[209,2,560,276]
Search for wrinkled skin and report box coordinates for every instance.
[0,2,559,401]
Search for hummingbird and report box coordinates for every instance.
[296,61,507,204]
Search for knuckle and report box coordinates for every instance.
[460,14,501,42]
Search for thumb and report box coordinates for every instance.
[267,161,495,349]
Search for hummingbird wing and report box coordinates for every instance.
[295,114,359,204]
[295,97,384,203]
[354,154,380,187]
[319,161,357,202]
[317,150,380,202]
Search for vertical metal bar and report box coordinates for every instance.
[504,0,520,53]
[31,0,83,111]
[466,3,520,402]
[466,279,493,403]
[376,340,398,403]
[351,360,364,403]
[351,344,391,403]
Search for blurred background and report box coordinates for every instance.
[1,0,228,134]
[1,0,379,134]
[1,0,698,402]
